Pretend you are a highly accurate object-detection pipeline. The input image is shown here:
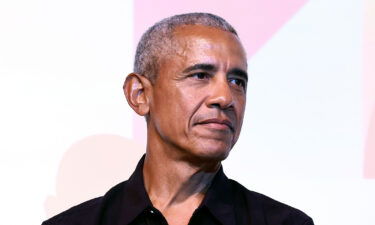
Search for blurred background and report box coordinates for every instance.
[0,0,374,224]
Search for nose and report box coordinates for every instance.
[206,78,234,110]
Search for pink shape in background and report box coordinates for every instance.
[134,0,308,59]
[132,0,309,143]
[45,135,144,217]
[364,112,375,178]
[363,0,375,178]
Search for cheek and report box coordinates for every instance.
[174,91,198,121]
[153,87,193,130]
[238,100,246,119]
[234,96,246,127]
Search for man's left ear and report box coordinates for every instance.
[123,73,152,116]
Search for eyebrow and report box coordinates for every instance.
[228,68,248,81]
[182,63,248,81]
[182,63,217,73]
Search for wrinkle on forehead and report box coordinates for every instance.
[156,25,247,81]
[175,27,246,67]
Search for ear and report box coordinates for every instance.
[123,73,152,116]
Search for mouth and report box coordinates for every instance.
[196,118,234,132]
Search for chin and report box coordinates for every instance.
[188,144,232,165]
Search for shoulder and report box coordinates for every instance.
[42,182,126,225]
[229,179,314,225]
[41,197,103,225]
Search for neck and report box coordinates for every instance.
[143,140,220,212]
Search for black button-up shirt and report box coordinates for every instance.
[42,156,314,225]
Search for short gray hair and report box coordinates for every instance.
[133,12,238,81]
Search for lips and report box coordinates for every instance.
[196,118,234,131]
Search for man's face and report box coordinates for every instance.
[148,25,247,163]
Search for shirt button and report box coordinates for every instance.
[150,209,154,214]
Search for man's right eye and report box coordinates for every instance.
[190,72,209,80]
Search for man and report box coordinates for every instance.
[42,13,314,225]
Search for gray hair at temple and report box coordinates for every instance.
[133,12,238,81]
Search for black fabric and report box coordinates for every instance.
[42,155,314,225]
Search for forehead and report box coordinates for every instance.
[161,25,247,69]
[175,25,245,53]
[172,25,237,42]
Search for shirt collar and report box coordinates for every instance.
[99,155,152,225]
[201,166,236,225]
[120,154,152,225]
[102,155,236,225]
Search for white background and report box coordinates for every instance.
[0,0,374,224]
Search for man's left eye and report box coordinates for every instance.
[228,78,245,88]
